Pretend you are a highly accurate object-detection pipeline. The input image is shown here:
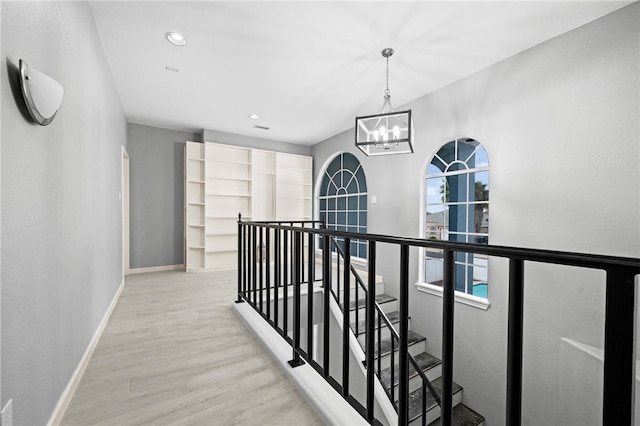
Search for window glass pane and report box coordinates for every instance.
[328,212,336,225]
[436,142,455,164]
[359,195,367,209]
[348,196,358,210]
[319,198,326,210]
[428,162,445,175]
[342,153,359,174]
[457,139,478,162]
[337,212,346,225]
[326,156,341,177]
[328,198,336,210]
[470,171,489,202]
[320,174,331,197]
[426,177,446,206]
[474,146,489,168]
[327,179,338,196]
[347,212,358,226]
[355,167,367,192]
[359,212,367,226]
[446,173,467,203]
[346,172,358,193]
[337,196,346,210]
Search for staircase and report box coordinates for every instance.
[346,269,485,426]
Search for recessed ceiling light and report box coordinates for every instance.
[248,114,260,120]
[165,32,186,46]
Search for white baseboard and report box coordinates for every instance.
[47,279,126,426]
[129,264,184,274]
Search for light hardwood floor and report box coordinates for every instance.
[61,269,323,425]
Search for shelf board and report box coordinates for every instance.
[209,216,251,219]
[187,158,205,162]
[253,171,276,175]
[188,202,205,206]
[188,224,205,228]
[188,246,205,250]
[188,179,205,184]
[206,159,251,166]
[206,232,237,237]
[206,193,251,198]
[207,176,251,182]
[206,248,236,253]
[278,166,312,172]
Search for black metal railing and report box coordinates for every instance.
[236,215,640,426]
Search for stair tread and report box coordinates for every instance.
[381,351,441,389]
[354,310,400,334]
[347,293,396,311]
[406,377,462,422]
[376,330,425,358]
[427,404,485,426]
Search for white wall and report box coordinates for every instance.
[311,4,639,425]
[1,2,127,424]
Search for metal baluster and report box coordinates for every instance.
[266,228,271,321]
[307,231,314,360]
[342,237,351,397]
[602,267,636,425]
[441,249,455,426]
[259,226,264,312]
[274,229,280,329]
[236,216,243,303]
[398,244,410,425]
[366,241,376,422]
[289,231,304,367]
[283,229,289,336]
[322,228,331,377]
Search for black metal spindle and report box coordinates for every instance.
[398,245,410,425]
[602,267,636,425]
[251,225,258,306]
[422,381,427,426]
[266,228,271,321]
[342,237,351,397]
[274,229,280,329]
[391,335,395,403]
[259,226,264,312]
[307,231,314,360]
[289,231,304,367]
[283,229,289,336]
[243,223,248,299]
[366,241,377,422]
[441,249,455,426]
[322,228,331,377]
[378,313,382,388]
[506,258,524,426]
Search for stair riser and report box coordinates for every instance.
[409,390,462,425]
[386,363,442,395]
[349,300,397,324]
[377,340,426,371]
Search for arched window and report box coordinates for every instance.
[318,152,368,259]
[424,138,489,298]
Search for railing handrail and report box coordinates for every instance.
[239,220,640,272]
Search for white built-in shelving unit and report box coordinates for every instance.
[184,141,312,272]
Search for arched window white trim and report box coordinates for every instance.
[416,138,490,310]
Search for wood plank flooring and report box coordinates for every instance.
[60,270,323,425]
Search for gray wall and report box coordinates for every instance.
[202,128,310,156]
[1,2,127,425]
[311,4,639,425]
[127,123,199,269]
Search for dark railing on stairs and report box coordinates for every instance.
[236,215,640,426]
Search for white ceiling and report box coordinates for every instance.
[89,1,632,145]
